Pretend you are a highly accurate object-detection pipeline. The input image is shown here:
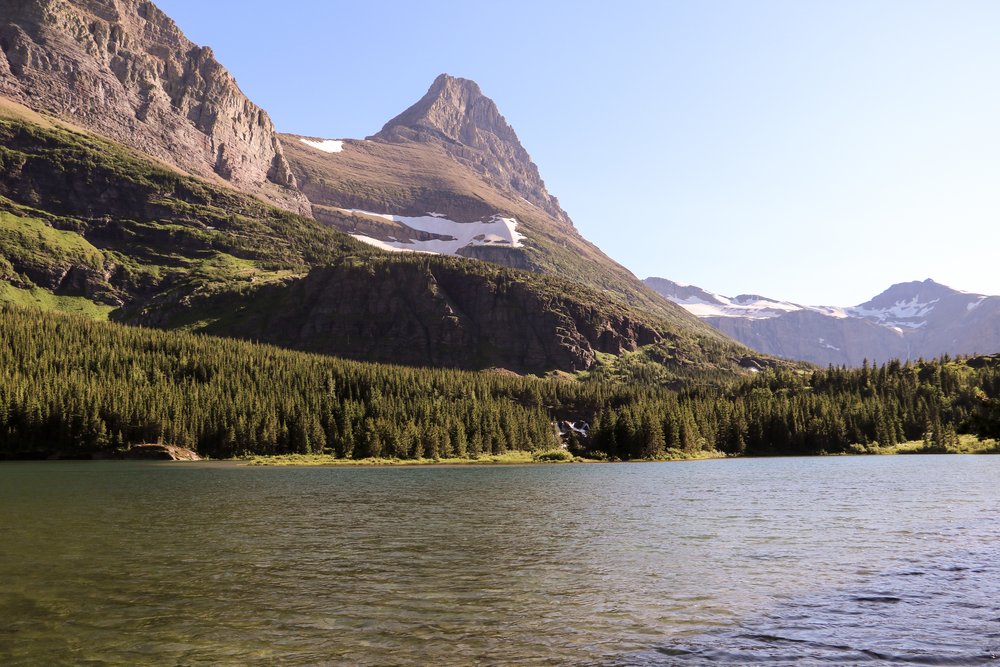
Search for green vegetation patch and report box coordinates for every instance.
[0,211,104,270]
[242,451,553,466]
[0,283,113,319]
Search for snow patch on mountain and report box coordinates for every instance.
[669,290,851,321]
[847,297,939,328]
[349,235,425,254]
[676,294,800,319]
[300,138,344,153]
[344,210,525,257]
[968,296,988,312]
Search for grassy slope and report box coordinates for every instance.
[0,282,114,319]
[0,211,104,270]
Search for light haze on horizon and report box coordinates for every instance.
[155,0,1000,306]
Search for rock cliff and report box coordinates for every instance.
[0,0,309,213]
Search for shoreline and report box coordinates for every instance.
[235,439,999,467]
[6,439,997,466]
[236,448,731,467]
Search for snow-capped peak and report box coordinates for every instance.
[644,278,850,320]
[646,276,994,333]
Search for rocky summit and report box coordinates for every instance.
[373,74,571,225]
[0,0,309,214]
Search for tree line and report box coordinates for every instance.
[1,305,997,459]
[586,358,1000,458]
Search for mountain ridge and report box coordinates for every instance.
[646,277,1000,366]
[281,73,693,328]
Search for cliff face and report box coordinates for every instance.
[0,0,309,214]
[177,260,663,373]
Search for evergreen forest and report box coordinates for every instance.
[1,305,998,460]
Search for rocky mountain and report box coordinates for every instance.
[280,74,684,325]
[0,91,765,376]
[0,0,309,214]
[373,74,570,225]
[645,277,1000,366]
[0,0,779,378]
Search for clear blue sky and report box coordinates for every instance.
[156,0,1000,305]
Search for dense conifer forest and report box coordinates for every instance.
[1,305,998,460]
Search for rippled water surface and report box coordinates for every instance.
[2,457,1000,665]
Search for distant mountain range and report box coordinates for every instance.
[645,277,1000,366]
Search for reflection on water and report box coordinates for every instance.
[1,456,999,665]
[646,538,1000,665]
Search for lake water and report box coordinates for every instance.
[1,457,999,665]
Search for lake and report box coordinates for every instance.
[1,456,999,665]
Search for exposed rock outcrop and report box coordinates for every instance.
[0,0,309,214]
[123,443,201,460]
[178,260,663,373]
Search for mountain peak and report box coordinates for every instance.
[430,72,484,98]
[374,73,506,144]
[860,279,959,310]
[371,74,571,224]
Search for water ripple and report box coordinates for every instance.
[1,456,999,665]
